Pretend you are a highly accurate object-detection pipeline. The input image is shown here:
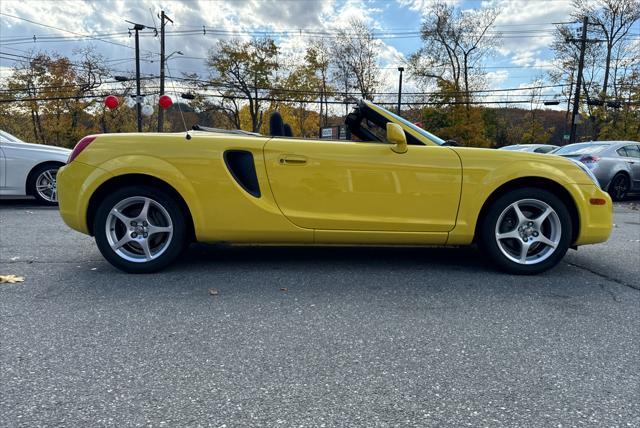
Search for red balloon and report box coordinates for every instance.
[104,95,119,110]
[159,95,173,109]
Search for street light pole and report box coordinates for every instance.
[569,17,588,145]
[397,67,404,115]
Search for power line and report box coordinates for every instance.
[0,12,159,56]
[3,23,638,45]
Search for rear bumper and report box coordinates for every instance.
[573,184,613,245]
[57,161,110,235]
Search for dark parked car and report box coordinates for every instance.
[552,141,640,200]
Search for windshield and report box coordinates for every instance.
[374,104,446,146]
[554,143,609,156]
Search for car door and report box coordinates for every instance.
[263,138,462,233]
[0,135,31,194]
[621,144,640,189]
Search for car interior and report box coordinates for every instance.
[267,103,424,145]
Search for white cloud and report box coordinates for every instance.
[0,0,582,105]
[395,0,462,12]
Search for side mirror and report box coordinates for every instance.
[386,123,407,154]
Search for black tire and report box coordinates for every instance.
[93,185,187,273]
[479,187,572,275]
[28,163,63,206]
[608,173,629,201]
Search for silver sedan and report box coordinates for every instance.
[552,141,640,200]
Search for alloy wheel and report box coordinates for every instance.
[494,198,562,265]
[105,196,174,263]
[35,169,58,203]
[611,175,628,200]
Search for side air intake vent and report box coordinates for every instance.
[223,150,261,198]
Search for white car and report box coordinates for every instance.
[0,130,71,205]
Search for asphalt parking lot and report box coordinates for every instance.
[1,199,639,427]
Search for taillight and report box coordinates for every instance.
[580,155,600,164]
[68,135,97,163]
[579,155,600,169]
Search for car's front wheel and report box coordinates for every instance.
[93,186,186,273]
[479,188,572,274]
[29,163,63,205]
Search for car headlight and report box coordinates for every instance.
[569,158,600,188]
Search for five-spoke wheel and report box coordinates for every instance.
[495,199,561,265]
[106,197,174,263]
[480,188,572,274]
[94,186,187,273]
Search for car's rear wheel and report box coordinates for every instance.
[479,188,572,274]
[93,186,186,273]
[28,163,62,205]
[608,173,629,201]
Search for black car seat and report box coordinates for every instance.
[269,112,285,136]
[283,123,293,137]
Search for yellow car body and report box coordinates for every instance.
[57,101,612,273]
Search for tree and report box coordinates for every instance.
[549,24,603,134]
[409,1,499,112]
[4,53,51,144]
[206,38,279,132]
[520,78,555,145]
[279,63,322,137]
[305,39,332,126]
[572,0,640,98]
[1,47,111,146]
[331,19,380,101]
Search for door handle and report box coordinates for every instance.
[279,155,307,165]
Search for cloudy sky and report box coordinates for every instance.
[0,0,624,104]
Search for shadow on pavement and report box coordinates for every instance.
[0,197,57,209]
[176,242,491,273]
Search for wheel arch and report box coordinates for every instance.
[606,169,631,188]
[25,160,66,195]
[473,176,580,244]
[86,173,195,242]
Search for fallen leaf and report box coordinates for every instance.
[0,275,25,284]
[209,288,219,296]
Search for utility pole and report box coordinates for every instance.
[126,20,156,132]
[158,10,173,132]
[569,17,588,145]
[134,24,143,132]
[397,67,404,115]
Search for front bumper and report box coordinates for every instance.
[57,161,110,235]
[573,184,613,246]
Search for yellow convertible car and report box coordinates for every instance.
[57,101,612,274]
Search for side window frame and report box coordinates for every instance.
[616,147,628,157]
[623,145,640,159]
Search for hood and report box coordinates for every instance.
[17,141,71,155]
